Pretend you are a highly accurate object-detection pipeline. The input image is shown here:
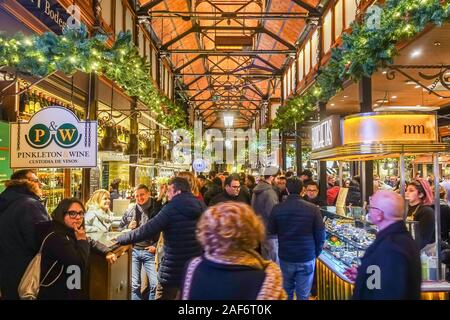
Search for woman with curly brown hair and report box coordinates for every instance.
[181,202,286,300]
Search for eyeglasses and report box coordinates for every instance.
[65,210,85,218]
[28,178,41,184]
[230,185,241,189]
[306,189,319,192]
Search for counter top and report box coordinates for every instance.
[318,252,450,292]
[88,231,126,251]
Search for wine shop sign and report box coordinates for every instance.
[10,107,97,168]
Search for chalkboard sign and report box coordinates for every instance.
[89,167,100,196]
[102,162,109,190]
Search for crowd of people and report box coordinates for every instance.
[1,168,450,300]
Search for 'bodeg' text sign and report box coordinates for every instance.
[10,107,97,168]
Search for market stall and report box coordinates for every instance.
[311,112,450,300]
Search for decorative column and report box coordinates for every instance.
[359,76,373,202]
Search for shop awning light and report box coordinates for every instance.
[373,105,440,112]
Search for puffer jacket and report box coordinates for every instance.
[268,194,325,263]
[251,181,279,231]
[84,205,114,233]
[0,180,49,299]
[117,192,206,287]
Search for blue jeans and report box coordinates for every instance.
[131,248,158,300]
[261,238,279,264]
[280,258,316,300]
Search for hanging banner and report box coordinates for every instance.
[10,106,97,168]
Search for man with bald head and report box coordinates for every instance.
[347,190,421,299]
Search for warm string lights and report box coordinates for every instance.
[273,0,450,130]
[0,24,186,130]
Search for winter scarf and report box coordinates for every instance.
[182,249,287,300]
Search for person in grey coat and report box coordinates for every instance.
[251,173,279,263]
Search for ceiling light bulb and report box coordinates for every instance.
[415,85,421,89]
[410,49,422,58]
[391,95,397,99]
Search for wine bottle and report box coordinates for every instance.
[19,92,27,113]
[28,91,35,114]
[34,91,41,112]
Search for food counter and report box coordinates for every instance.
[88,232,132,300]
[318,206,450,300]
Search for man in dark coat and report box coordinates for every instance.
[117,177,206,300]
[209,174,250,206]
[348,190,421,300]
[268,177,325,300]
[303,181,327,207]
[0,169,49,299]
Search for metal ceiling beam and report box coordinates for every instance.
[137,0,165,15]
[180,72,280,77]
[145,12,315,19]
[261,27,296,50]
[174,54,206,73]
[161,24,200,50]
[185,75,204,87]
[254,56,281,73]
[167,49,295,54]
[162,24,295,50]
[291,0,320,15]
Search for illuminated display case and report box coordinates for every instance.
[320,206,375,270]
[318,206,450,300]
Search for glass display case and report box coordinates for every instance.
[38,168,65,214]
[321,206,376,269]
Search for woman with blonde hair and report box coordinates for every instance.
[84,189,114,233]
[181,202,286,300]
[177,171,204,202]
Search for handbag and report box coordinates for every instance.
[18,232,63,300]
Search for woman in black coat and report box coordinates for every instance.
[406,179,435,250]
[36,198,117,300]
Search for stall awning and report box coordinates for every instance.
[311,143,449,161]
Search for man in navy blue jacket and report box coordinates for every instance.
[117,177,206,300]
[347,190,421,300]
[268,176,325,300]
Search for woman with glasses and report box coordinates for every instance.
[406,179,435,249]
[84,189,115,233]
[35,198,117,300]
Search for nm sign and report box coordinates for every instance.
[10,106,97,168]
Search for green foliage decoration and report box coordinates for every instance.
[0,25,187,129]
[274,0,450,130]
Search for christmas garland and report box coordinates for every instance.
[0,24,187,129]
[273,0,450,130]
